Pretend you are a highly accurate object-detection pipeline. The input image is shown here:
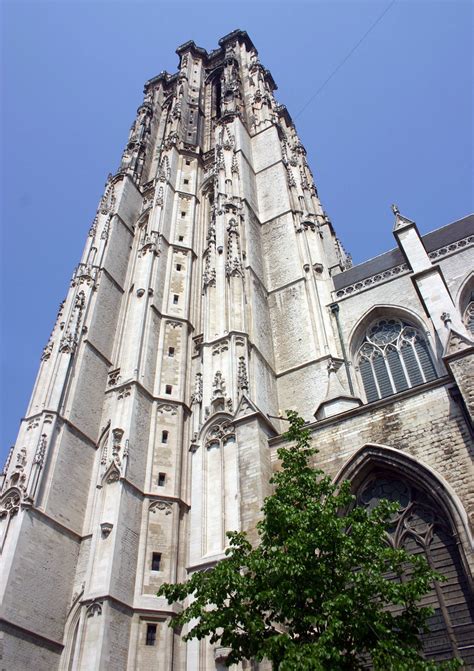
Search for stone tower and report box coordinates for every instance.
[1,30,473,670]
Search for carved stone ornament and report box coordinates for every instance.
[190,373,203,405]
[212,340,229,356]
[234,395,253,418]
[108,368,121,387]
[117,385,132,400]
[392,203,416,231]
[231,152,239,175]
[0,488,22,519]
[205,420,235,450]
[27,418,40,431]
[41,341,53,361]
[213,371,225,396]
[150,500,172,515]
[100,522,113,538]
[99,177,115,215]
[112,428,124,465]
[1,446,14,481]
[157,403,178,415]
[86,601,103,618]
[429,234,474,261]
[443,328,474,358]
[155,186,164,206]
[103,462,121,484]
[33,434,47,467]
[237,356,249,391]
[193,334,203,354]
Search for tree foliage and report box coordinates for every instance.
[158,411,461,670]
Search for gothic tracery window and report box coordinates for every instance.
[358,472,474,665]
[462,295,474,335]
[357,318,437,403]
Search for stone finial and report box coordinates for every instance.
[392,203,416,232]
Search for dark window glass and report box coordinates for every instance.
[146,623,157,646]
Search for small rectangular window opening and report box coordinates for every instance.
[151,552,162,571]
[158,472,166,486]
[183,178,189,185]
[168,347,175,357]
[178,235,184,242]
[176,264,182,271]
[165,384,172,395]
[181,211,186,218]
[146,623,157,646]
[173,294,179,304]
[161,430,168,443]
[185,159,191,165]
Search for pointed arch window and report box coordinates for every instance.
[357,471,474,664]
[357,318,437,403]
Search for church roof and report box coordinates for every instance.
[333,214,474,291]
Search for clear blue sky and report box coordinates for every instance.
[1,1,472,463]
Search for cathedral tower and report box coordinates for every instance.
[1,30,473,670]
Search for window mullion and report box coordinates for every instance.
[382,346,397,394]
[410,339,427,383]
[398,340,412,388]
[369,356,382,400]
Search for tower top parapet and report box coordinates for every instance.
[145,30,277,92]
[175,29,256,61]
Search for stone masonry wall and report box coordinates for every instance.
[271,382,474,538]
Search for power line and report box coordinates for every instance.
[294,0,397,119]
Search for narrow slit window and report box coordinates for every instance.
[181,211,186,218]
[158,472,166,487]
[173,295,179,304]
[151,552,161,571]
[168,347,175,357]
[165,384,172,395]
[161,430,168,443]
[146,623,157,646]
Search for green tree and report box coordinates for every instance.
[158,412,461,670]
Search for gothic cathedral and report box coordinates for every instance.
[1,30,473,670]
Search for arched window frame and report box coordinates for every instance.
[455,272,474,337]
[334,445,474,666]
[356,316,437,403]
[464,300,474,335]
